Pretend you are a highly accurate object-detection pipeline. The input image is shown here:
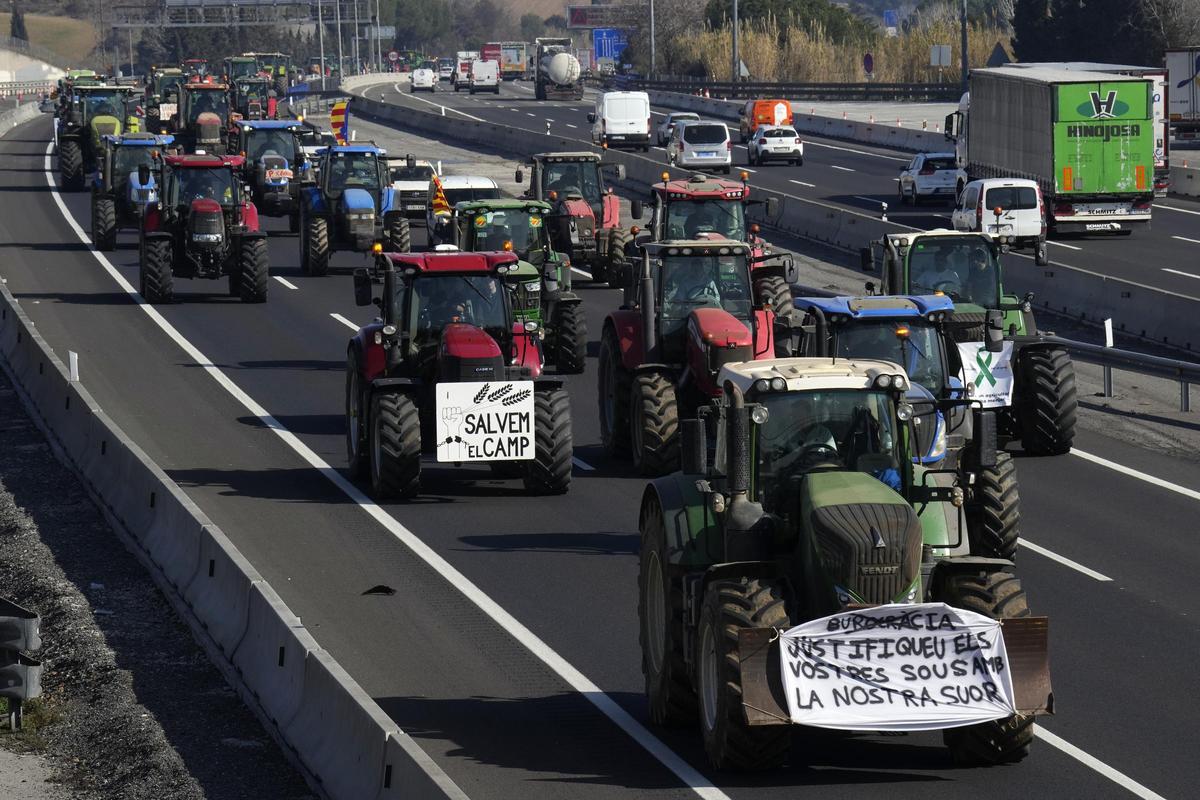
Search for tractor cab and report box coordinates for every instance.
[182,58,209,78]
[146,68,186,132]
[247,51,293,93]
[231,76,275,120]
[455,199,556,265]
[56,84,140,190]
[224,56,260,83]
[180,81,231,153]
[159,154,242,229]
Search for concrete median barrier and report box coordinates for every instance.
[232,583,318,730]
[183,525,261,659]
[0,100,42,136]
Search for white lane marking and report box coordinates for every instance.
[650,110,667,117]
[1157,204,1200,216]
[566,123,578,129]
[509,107,518,112]
[571,456,595,471]
[1172,235,1200,244]
[1020,540,1112,582]
[526,112,536,117]
[831,165,855,172]
[742,166,756,173]
[1033,725,1168,800]
[733,145,747,151]
[802,139,909,162]
[392,83,483,121]
[1047,241,1082,250]
[852,195,879,204]
[273,276,299,290]
[790,179,816,188]
[330,313,359,331]
[1073,447,1200,502]
[41,142,732,800]
[1162,268,1200,280]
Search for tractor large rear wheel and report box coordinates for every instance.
[345,352,367,479]
[631,372,679,477]
[968,452,1020,561]
[238,237,269,303]
[1017,348,1077,455]
[523,388,572,495]
[385,214,411,253]
[59,140,84,191]
[369,392,421,500]
[607,227,632,289]
[302,214,330,277]
[91,195,117,251]
[697,578,792,770]
[598,327,631,457]
[553,301,587,374]
[937,570,1034,765]
[639,497,696,726]
[141,239,174,304]
[754,272,793,321]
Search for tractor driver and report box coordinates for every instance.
[921,248,963,297]
[664,261,720,309]
[685,204,721,238]
[962,246,998,306]
[185,170,232,204]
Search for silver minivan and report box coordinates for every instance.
[667,120,732,174]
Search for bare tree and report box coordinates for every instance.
[1141,0,1200,49]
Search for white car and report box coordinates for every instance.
[656,112,699,146]
[427,175,501,244]
[952,177,1049,265]
[667,120,731,173]
[747,125,804,166]
[387,156,438,220]
[437,59,454,81]
[410,61,437,92]
[897,152,962,204]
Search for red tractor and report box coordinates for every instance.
[345,251,572,499]
[629,172,792,320]
[178,79,231,154]
[597,240,795,475]
[516,151,628,286]
[138,153,269,304]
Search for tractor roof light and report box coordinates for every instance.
[770,377,786,391]
[503,240,514,252]
[892,374,909,391]
[753,378,772,393]
[874,374,894,389]
[740,170,749,181]
[661,171,670,181]
[523,321,539,332]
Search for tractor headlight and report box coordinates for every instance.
[750,405,770,425]
[753,378,770,393]
[927,416,947,460]
[347,211,375,222]
[896,403,914,422]
[191,232,222,243]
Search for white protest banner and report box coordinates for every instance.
[435,381,535,463]
[779,603,1016,731]
[958,341,1014,409]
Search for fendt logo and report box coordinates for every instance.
[1079,90,1129,119]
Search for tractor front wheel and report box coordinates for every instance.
[607,227,632,289]
[523,388,572,495]
[1017,348,1077,455]
[238,237,269,303]
[91,194,117,251]
[631,372,679,477]
[969,452,1020,561]
[697,578,792,770]
[59,140,84,191]
[369,392,421,499]
[553,301,587,374]
[639,496,696,726]
[141,239,174,304]
[937,570,1035,765]
[303,214,330,277]
[598,327,631,457]
[385,214,411,253]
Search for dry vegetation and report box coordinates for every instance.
[0,12,98,66]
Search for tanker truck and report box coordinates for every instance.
[535,37,584,101]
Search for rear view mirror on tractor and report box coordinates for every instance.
[514,167,524,184]
[783,256,799,285]
[629,199,643,220]
[859,247,876,272]
[353,268,374,306]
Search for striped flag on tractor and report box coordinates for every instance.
[330,100,349,145]
[430,170,451,218]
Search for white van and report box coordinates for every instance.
[469,60,500,94]
[951,178,1048,265]
[589,91,651,151]
[452,50,478,92]
[667,120,732,174]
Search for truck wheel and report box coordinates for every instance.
[385,214,411,253]
[754,273,793,321]
[238,237,269,303]
[639,496,697,726]
[1017,348,1077,455]
[59,140,84,191]
[523,388,572,495]
[91,195,117,251]
[141,239,174,304]
[369,392,421,500]
[937,570,1034,765]
[303,214,330,277]
[553,301,587,374]
[697,578,792,770]
[607,227,631,289]
[598,327,631,457]
[968,452,1020,561]
[631,371,679,477]
[345,352,367,479]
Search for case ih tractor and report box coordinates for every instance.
[629,172,791,320]
[453,198,586,373]
[300,143,408,276]
[145,67,186,133]
[598,240,795,475]
[862,230,1077,454]
[516,151,628,285]
[90,132,174,251]
[637,356,1051,770]
[345,252,572,498]
[56,83,139,191]
[234,120,310,232]
[138,153,269,304]
[178,79,232,154]
[230,76,276,121]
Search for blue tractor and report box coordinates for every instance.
[298,143,410,276]
[90,132,175,251]
[793,293,1020,561]
[234,120,313,233]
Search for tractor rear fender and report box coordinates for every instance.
[927,556,1015,592]
[141,231,172,243]
[606,310,645,371]
[369,376,416,394]
[641,476,727,571]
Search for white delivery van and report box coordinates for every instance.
[469,59,500,94]
[951,178,1049,265]
[589,91,651,152]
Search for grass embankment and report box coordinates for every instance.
[0,13,98,67]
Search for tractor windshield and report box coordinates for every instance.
[81,92,123,121]
[157,75,184,97]
[171,167,235,207]
[230,61,259,81]
[756,389,903,499]
[833,320,946,395]
[113,146,155,182]
[239,81,269,104]
[246,129,297,161]
[657,254,753,331]
[665,199,745,241]
[185,90,229,123]
[390,164,434,182]
[468,209,547,256]
[906,238,1000,309]
[406,274,509,342]
[541,161,602,205]
[326,151,382,194]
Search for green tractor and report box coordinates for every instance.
[56,83,140,191]
[862,230,1077,455]
[145,67,186,134]
[637,356,1052,769]
[247,51,293,96]
[224,55,261,83]
[452,198,587,374]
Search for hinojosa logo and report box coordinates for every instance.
[1078,90,1130,120]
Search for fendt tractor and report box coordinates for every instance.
[598,240,797,475]
[863,229,1078,454]
[629,172,791,322]
[138,154,270,304]
[233,120,311,232]
[637,356,1052,770]
[223,55,260,83]
[516,152,628,285]
[452,198,586,373]
[300,143,409,276]
[90,133,175,251]
[345,252,572,498]
[57,83,140,190]
[178,79,232,154]
[145,67,186,133]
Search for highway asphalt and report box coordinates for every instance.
[2,107,1198,799]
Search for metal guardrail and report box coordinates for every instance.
[607,75,961,102]
[1041,335,1200,412]
[0,80,53,98]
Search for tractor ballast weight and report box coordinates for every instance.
[234,120,311,232]
[345,251,571,498]
[637,357,1052,770]
[90,133,174,252]
[861,230,1077,455]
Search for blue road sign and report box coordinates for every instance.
[883,10,899,29]
[593,28,628,62]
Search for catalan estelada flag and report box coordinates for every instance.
[430,170,451,217]
[330,100,349,145]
